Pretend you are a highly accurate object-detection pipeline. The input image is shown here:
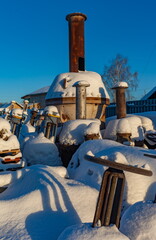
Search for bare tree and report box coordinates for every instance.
[102,54,138,102]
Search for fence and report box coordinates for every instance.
[106,99,156,118]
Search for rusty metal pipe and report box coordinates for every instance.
[112,85,128,119]
[66,13,87,72]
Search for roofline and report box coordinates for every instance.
[141,86,156,100]
[21,92,47,99]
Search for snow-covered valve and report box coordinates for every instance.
[73,80,90,119]
[43,106,60,143]
[85,154,152,228]
[10,108,23,137]
[30,108,39,126]
[23,100,29,111]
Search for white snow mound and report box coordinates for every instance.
[59,119,101,145]
[120,200,156,239]
[23,133,62,166]
[58,223,129,240]
[46,71,109,99]
[67,139,156,212]
[0,165,98,240]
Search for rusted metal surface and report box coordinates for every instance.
[144,153,156,159]
[112,86,128,119]
[46,97,110,105]
[85,154,152,176]
[85,154,152,228]
[117,132,132,144]
[12,123,17,135]
[0,149,20,156]
[30,111,38,126]
[0,187,7,193]
[45,122,51,139]
[57,143,80,167]
[66,13,87,72]
[46,97,109,123]
[93,168,125,228]
[23,100,29,111]
[85,133,101,141]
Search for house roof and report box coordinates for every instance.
[21,86,50,98]
[141,86,156,100]
[0,102,23,109]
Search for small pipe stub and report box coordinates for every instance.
[66,12,87,21]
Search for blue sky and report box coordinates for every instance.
[0,0,156,103]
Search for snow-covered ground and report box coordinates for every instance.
[0,165,98,240]
[0,110,156,239]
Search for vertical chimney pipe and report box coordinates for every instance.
[74,80,90,119]
[66,13,87,72]
[112,84,128,119]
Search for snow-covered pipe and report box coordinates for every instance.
[74,80,90,119]
[66,13,87,72]
[23,100,29,111]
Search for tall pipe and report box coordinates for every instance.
[74,80,90,119]
[66,13,87,72]
[112,84,128,119]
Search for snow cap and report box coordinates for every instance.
[112,82,128,89]
[46,71,110,99]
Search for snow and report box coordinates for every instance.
[84,121,101,135]
[104,115,154,142]
[19,122,37,150]
[11,108,23,119]
[116,118,131,134]
[0,110,156,239]
[0,118,20,151]
[113,81,128,88]
[0,135,20,151]
[59,119,101,145]
[73,80,90,87]
[67,139,156,211]
[23,133,62,166]
[120,200,156,239]
[134,111,156,129]
[0,165,98,240]
[43,105,60,117]
[0,117,11,133]
[46,71,110,99]
[0,151,25,171]
[58,223,129,240]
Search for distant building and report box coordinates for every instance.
[21,86,50,109]
[0,101,23,115]
[141,86,156,100]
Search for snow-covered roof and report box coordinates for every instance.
[141,86,156,100]
[22,86,50,98]
[0,102,23,109]
[46,71,110,99]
